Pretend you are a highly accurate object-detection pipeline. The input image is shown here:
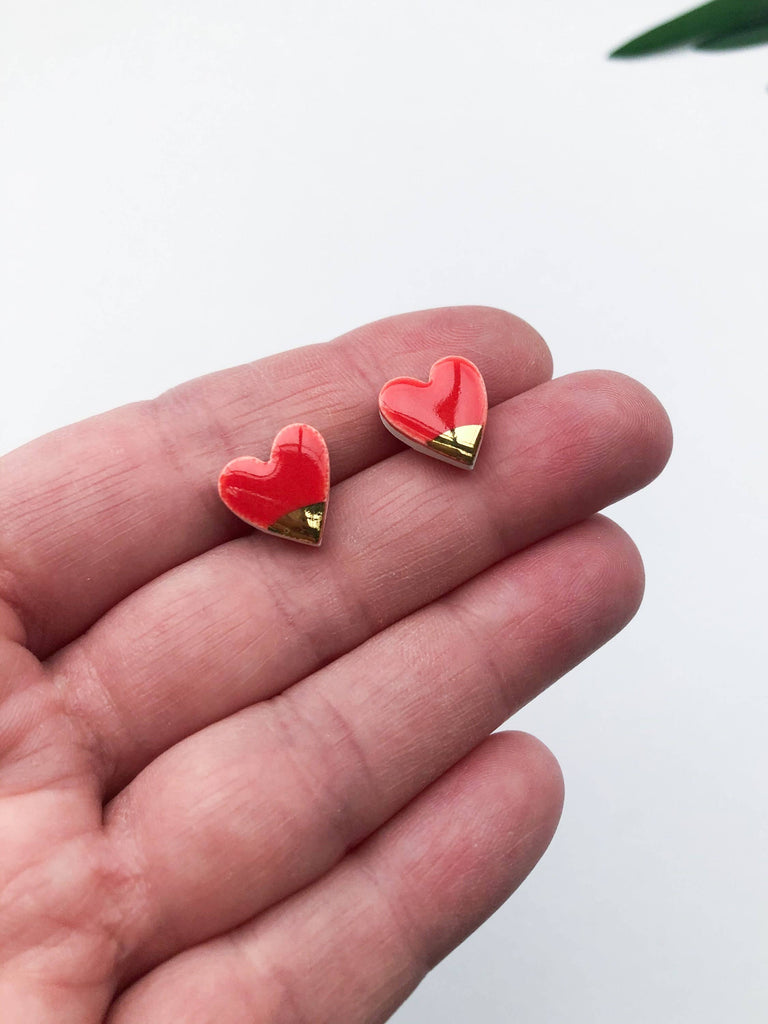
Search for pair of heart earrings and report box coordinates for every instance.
[218,355,487,547]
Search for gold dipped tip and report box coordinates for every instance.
[268,502,326,545]
[426,424,484,468]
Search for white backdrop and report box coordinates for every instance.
[1,2,766,1021]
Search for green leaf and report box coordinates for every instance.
[611,0,768,57]
[696,22,768,47]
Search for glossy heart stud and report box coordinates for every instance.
[218,424,330,546]
[378,356,488,469]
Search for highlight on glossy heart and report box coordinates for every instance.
[378,355,488,469]
[218,424,330,546]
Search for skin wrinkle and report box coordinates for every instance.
[399,309,551,387]
[139,396,241,550]
[235,938,317,1024]
[187,523,359,686]
[198,365,334,443]
[0,829,141,998]
[0,728,88,805]
[0,602,28,650]
[159,359,268,458]
[233,375,341,436]
[440,590,522,724]
[59,554,275,793]
[507,373,635,470]
[0,585,31,652]
[15,458,129,524]
[52,641,133,794]
[214,936,277,1024]
[61,545,337,793]
[0,670,93,798]
[1,406,161,652]
[266,685,381,860]
[30,438,159,548]
[478,410,597,540]
[415,622,502,747]
[470,455,514,566]
[231,854,421,1024]
[407,758,558,973]
[343,457,480,596]
[68,569,208,745]
[421,822,542,973]
[526,524,644,666]
[485,523,642,704]
[249,545,322,663]
[346,852,429,991]
[0,640,39,709]
[0,790,88,893]
[177,557,280,659]
[354,463,416,526]
[167,343,355,476]
[104,786,185,988]
[331,336,398,413]
[108,729,321,983]
[314,547,384,657]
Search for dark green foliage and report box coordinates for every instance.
[695,22,768,47]
[611,0,768,57]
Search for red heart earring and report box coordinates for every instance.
[378,356,488,469]
[218,424,329,546]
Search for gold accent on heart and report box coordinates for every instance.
[268,502,326,545]
[426,424,484,468]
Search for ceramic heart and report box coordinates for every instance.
[218,424,329,545]
[378,356,487,469]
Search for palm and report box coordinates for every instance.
[0,307,671,1023]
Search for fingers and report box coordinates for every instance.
[108,515,643,979]
[56,370,671,793]
[0,307,550,657]
[107,732,563,1024]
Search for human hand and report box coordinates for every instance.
[0,307,672,1023]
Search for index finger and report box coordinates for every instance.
[0,307,552,656]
